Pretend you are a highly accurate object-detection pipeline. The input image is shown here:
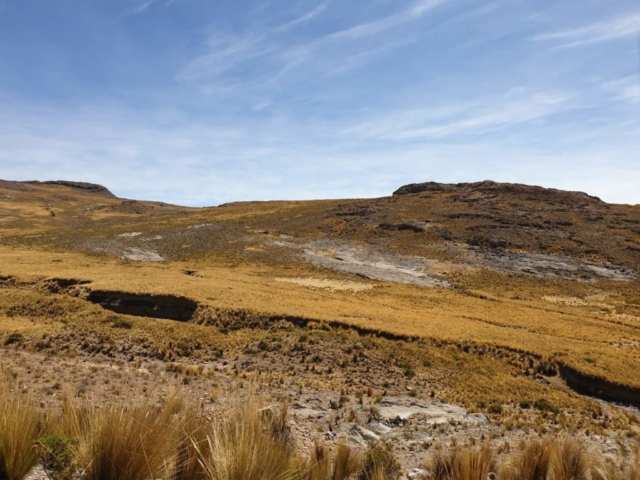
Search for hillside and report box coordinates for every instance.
[1,178,639,473]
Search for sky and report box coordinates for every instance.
[0,0,638,206]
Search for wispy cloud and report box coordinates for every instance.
[177,33,271,80]
[319,0,448,42]
[274,2,329,32]
[1,95,638,205]
[346,91,569,141]
[603,76,640,103]
[533,13,640,48]
[133,0,157,14]
[177,0,450,88]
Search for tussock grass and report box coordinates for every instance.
[500,438,554,480]
[551,437,591,480]
[0,376,41,480]
[1,377,638,480]
[301,442,364,480]
[360,441,401,480]
[592,448,640,480]
[498,437,597,480]
[196,397,297,480]
[71,398,180,480]
[427,444,495,480]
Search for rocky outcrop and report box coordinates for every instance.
[29,180,114,196]
[393,180,603,205]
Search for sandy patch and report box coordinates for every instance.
[274,277,374,292]
[118,232,142,237]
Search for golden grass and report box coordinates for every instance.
[500,438,554,480]
[427,444,495,480]
[1,244,639,391]
[0,371,637,480]
[196,397,298,480]
[72,401,178,480]
[498,437,599,480]
[0,375,41,480]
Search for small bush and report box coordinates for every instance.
[3,333,23,346]
[110,318,132,329]
[534,398,559,414]
[36,434,77,480]
[487,403,503,415]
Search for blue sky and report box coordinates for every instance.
[0,0,638,205]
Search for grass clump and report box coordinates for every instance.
[533,398,559,414]
[427,444,495,480]
[359,441,401,480]
[302,442,364,480]
[500,438,554,480]
[71,397,180,480]
[0,376,41,480]
[196,397,297,480]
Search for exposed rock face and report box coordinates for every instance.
[29,180,114,196]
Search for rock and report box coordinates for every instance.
[368,422,393,436]
[406,468,430,479]
[353,425,380,442]
[325,431,336,440]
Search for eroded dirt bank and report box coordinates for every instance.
[558,364,640,408]
[86,290,198,321]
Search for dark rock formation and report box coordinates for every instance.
[393,180,604,205]
[29,180,115,196]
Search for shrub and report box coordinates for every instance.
[3,333,24,346]
[110,318,132,329]
[36,434,77,480]
[534,398,559,414]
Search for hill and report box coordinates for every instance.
[1,178,639,472]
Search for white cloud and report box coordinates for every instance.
[533,13,640,48]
